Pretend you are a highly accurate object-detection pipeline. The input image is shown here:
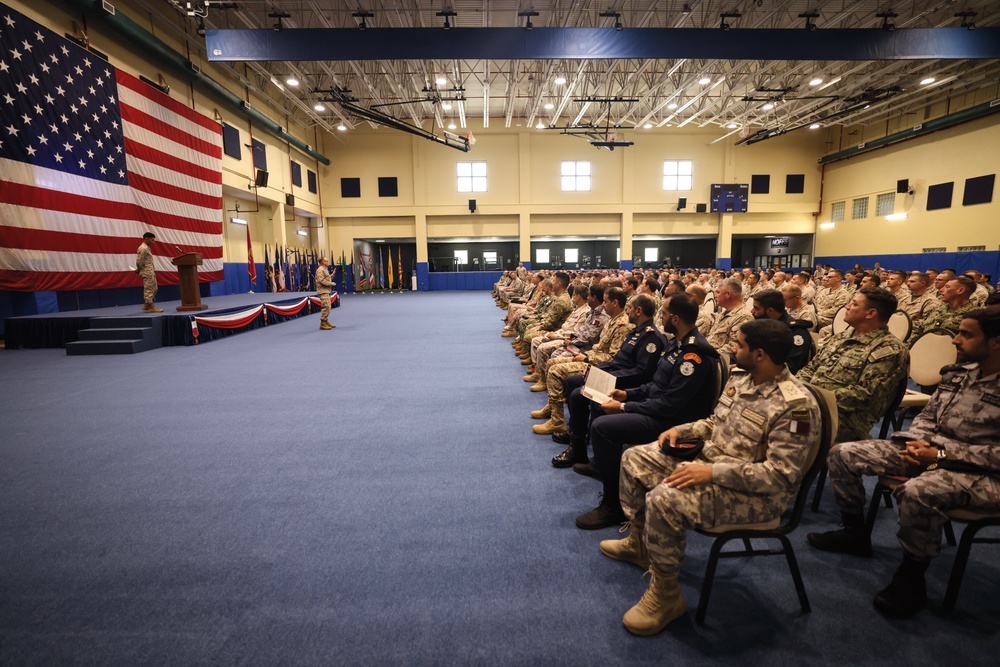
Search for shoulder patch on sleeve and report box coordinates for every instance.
[683,352,702,364]
[870,345,900,362]
[777,380,808,404]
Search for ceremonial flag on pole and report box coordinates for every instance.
[276,247,286,291]
[246,224,256,288]
[387,245,395,289]
[398,246,403,290]
[264,245,272,292]
[0,8,223,291]
[379,246,386,289]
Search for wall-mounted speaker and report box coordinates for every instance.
[254,169,269,188]
[896,178,910,194]
[696,203,707,213]
[469,198,477,213]
[285,193,295,207]
[677,197,687,210]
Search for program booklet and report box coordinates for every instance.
[581,366,617,404]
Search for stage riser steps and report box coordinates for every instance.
[65,316,163,355]
[77,328,149,341]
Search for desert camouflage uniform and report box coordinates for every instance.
[498,276,525,306]
[787,303,817,330]
[546,312,630,405]
[800,283,816,305]
[705,304,752,354]
[827,362,1000,559]
[797,328,909,441]
[695,307,715,338]
[516,293,553,336]
[315,263,334,321]
[530,303,590,367]
[522,292,573,341]
[541,306,610,375]
[900,291,942,329]
[814,286,852,328]
[136,242,157,305]
[620,368,820,577]
[906,301,976,347]
[970,283,989,308]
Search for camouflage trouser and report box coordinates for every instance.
[621,443,785,577]
[546,358,588,404]
[505,303,529,326]
[319,293,331,320]
[828,440,1000,559]
[142,273,157,304]
[532,338,566,375]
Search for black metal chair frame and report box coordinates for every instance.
[694,384,834,623]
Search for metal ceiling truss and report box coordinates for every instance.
[149,1,1000,148]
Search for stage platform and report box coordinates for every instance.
[3,292,340,351]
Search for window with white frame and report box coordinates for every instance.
[454,250,468,266]
[457,161,487,193]
[482,251,497,265]
[852,196,869,220]
[564,248,579,263]
[561,161,592,191]
[616,247,621,263]
[536,248,550,264]
[663,160,693,191]
[644,247,658,263]
[876,192,895,217]
[831,201,846,223]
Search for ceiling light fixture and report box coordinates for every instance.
[544,102,554,110]
[809,78,823,86]
[719,12,741,31]
[762,103,775,110]
[667,102,678,109]
[268,12,290,31]
[555,76,567,85]
[643,123,652,129]
[285,77,299,87]
[352,10,373,30]
[799,11,819,31]
[698,77,711,85]
[809,123,821,129]
[436,10,456,30]
[536,122,545,129]
[337,124,346,131]
[442,102,453,110]
[436,76,447,86]
[314,103,325,112]
[448,122,457,129]
[920,77,936,85]
[726,123,737,129]
[819,222,836,229]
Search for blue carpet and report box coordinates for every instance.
[0,291,997,665]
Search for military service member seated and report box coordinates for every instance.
[797,288,909,442]
[600,319,821,636]
[750,288,813,374]
[808,306,1000,618]
[570,293,720,530]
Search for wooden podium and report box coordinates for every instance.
[171,252,208,312]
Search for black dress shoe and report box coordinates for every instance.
[552,446,587,468]
[552,431,572,445]
[575,503,626,530]
[572,462,600,479]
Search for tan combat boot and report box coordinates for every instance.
[530,400,552,420]
[529,376,547,392]
[141,303,151,311]
[320,319,335,330]
[147,303,164,313]
[600,521,650,569]
[523,371,539,383]
[532,409,566,435]
[622,570,686,636]
[501,329,516,337]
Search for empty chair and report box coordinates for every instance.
[887,310,912,342]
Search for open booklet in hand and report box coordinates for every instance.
[581,365,617,404]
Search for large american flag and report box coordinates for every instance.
[0,5,223,292]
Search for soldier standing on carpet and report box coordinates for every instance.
[136,232,162,313]
[316,257,336,330]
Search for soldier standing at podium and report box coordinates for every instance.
[316,257,336,330]
[136,232,162,313]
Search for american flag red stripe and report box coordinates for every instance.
[0,8,223,292]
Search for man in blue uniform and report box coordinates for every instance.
[750,288,813,374]
[570,293,721,529]
[552,295,665,457]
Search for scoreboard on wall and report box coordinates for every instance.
[710,184,749,213]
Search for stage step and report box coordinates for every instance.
[65,316,163,356]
